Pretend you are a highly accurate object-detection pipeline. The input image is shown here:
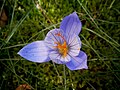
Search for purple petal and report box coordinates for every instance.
[60,12,82,36]
[67,34,81,56]
[18,41,50,63]
[49,51,71,64]
[44,29,64,49]
[66,51,88,70]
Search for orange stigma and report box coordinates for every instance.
[54,32,68,57]
[55,32,66,42]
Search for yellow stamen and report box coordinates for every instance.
[56,42,68,57]
[54,32,68,57]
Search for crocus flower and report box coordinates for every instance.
[18,12,88,70]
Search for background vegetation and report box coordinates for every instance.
[0,0,120,89]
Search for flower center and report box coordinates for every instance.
[55,32,68,57]
[55,42,68,57]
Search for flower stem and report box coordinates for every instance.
[63,65,66,90]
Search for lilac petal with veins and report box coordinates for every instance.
[66,51,88,70]
[18,41,50,63]
[60,12,82,36]
[67,34,81,57]
[45,29,64,49]
[49,51,71,64]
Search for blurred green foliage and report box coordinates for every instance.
[0,0,120,90]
